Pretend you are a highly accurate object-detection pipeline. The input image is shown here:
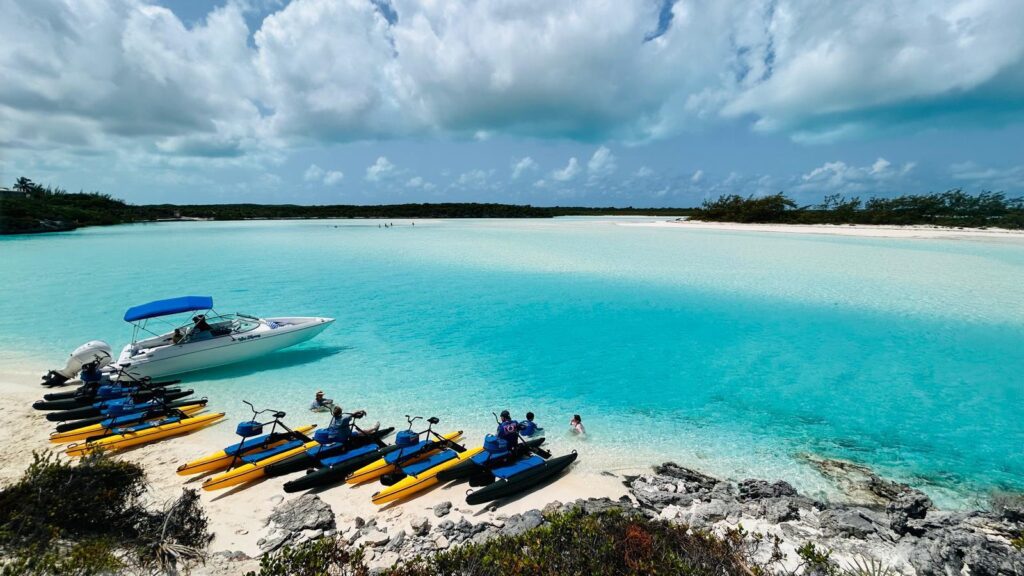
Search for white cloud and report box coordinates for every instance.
[950,161,1024,190]
[587,146,617,178]
[2,0,1023,185]
[511,157,538,179]
[304,163,343,185]
[365,156,396,181]
[691,169,704,183]
[551,158,581,182]
[304,164,324,182]
[796,157,916,194]
[454,169,495,189]
[723,1,1024,137]
[323,170,344,185]
[635,166,654,178]
[870,158,891,175]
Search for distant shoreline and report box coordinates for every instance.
[624,218,1024,241]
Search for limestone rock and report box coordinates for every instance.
[653,462,719,493]
[268,494,336,534]
[409,515,431,536]
[820,508,881,539]
[360,528,391,547]
[433,501,452,517]
[738,479,798,501]
[501,510,543,536]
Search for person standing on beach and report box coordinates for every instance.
[569,414,586,435]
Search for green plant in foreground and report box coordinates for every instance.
[0,452,212,576]
[385,508,757,576]
[795,542,840,576]
[245,536,368,576]
[846,557,897,576]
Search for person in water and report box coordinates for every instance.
[569,414,586,435]
[309,390,334,412]
[328,405,379,442]
[520,411,543,437]
[497,410,523,451]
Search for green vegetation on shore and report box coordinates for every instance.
[0,176,691,235]
[691,190,1024,229]
[0,452,211,576]
[4,176,1022,234]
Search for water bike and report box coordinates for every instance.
[179,401,320,476]
[283,415,462,493]
[265,409,394,479]
[201,404,323,491]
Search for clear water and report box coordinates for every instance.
[1,218,1022,507]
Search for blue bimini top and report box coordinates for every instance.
[124,296,214,322]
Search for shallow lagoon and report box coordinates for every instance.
[2,218,1022,506]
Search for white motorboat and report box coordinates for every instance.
[109,296,333,379]
[31,295,334,384]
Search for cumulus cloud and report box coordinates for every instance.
[304,163,343,185]
[950,161,1024,191]
[5,0,1022,159]
[365,156,396,181]
[723,0,1024,139]
[0,1,261,154]
[587,146,617,178]
[796,157,916,195]
[323,170,344,185]
[3,0,1024,206]
[551,158,581,182]
[304,164,325,182]
[511,156,538,179]
[635,166,655,178]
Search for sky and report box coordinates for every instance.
[1,0,1023,207]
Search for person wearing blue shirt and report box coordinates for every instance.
[327,406,379,443]
[520,411,542,437]
[496,410,522,451]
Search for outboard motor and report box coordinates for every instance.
[41,341,113,387]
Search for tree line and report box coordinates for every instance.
[691,190,1024,229]
[3,176,1022,234]
[0,177,694,234]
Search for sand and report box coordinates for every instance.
[619,218,1024,241]
[0,360,630,575]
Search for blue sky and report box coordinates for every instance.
[1,0,1022,207]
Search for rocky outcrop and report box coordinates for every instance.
[257,494,337,553]
[629,461,1024,575]
[250,463,1023,575]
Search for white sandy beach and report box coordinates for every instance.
[619,218,1024,241]
[0,360,631,575]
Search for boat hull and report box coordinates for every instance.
[117,317,333,379]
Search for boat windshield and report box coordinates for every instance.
[179,314,260,343]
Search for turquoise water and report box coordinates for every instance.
[1,218,1022,506]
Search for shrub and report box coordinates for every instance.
[0,451,146,546]
[0,452,212,576]
[385,508,758,576]
[245,537,369,576]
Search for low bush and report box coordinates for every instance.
[245,537,368,576]
[0,452,211,576]
[385,508,760,576]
